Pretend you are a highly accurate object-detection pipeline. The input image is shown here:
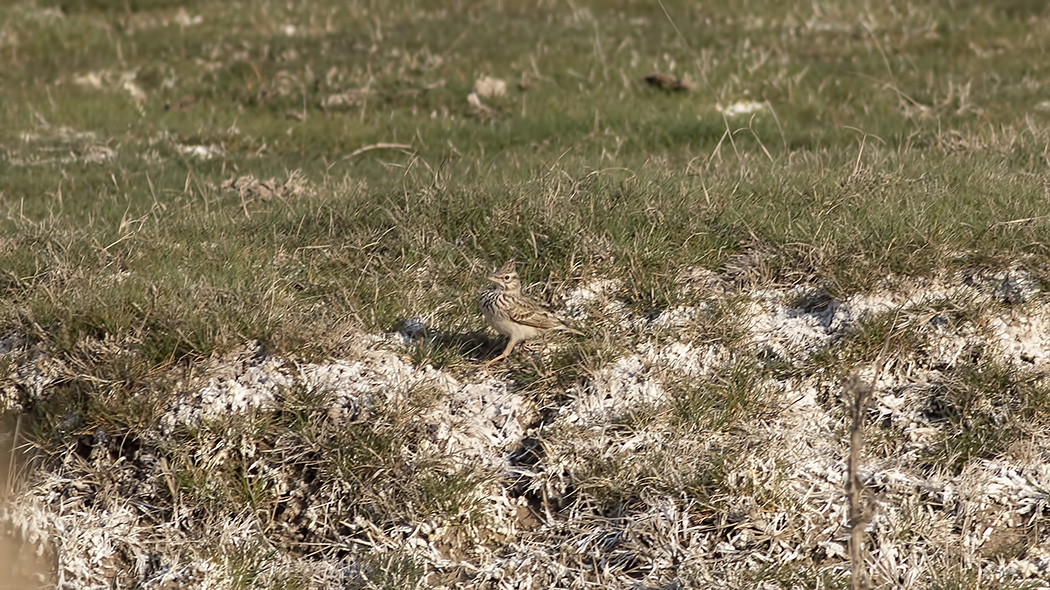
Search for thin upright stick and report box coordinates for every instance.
[846,374,873,590]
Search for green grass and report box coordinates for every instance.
[917,359,1050,473]
[670,360,769,432]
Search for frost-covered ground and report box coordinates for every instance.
[2,266,1049,589]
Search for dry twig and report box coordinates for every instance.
[343,143,414,160]
[845,374,873,590]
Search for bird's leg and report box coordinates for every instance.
[485,337,519,364]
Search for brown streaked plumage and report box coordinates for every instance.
[478,261,583,363]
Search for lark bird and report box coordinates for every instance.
[478,261,583,363]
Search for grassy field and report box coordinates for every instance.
[2,0,1050,588]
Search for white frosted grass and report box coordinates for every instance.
[5,266,1049,589]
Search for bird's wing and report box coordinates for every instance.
[509,303,564,330]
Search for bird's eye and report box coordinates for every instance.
[504,274,512,280]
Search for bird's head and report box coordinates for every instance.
[487,261,521,291]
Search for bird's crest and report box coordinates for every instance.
[495,260,517,275]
